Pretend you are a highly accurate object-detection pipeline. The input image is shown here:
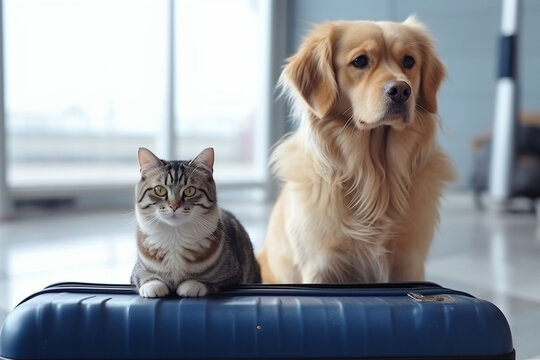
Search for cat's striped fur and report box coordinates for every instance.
[131,147,261,297]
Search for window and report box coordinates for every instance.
[175,0,266,183]
[5,0,268,193]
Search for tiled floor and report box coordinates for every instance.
[0,191,539,359]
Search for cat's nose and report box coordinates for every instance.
[170,203,179,211]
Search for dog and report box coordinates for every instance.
[257,17,455,284]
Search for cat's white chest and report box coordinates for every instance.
[146,229,204,285]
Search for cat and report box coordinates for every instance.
[131,147,261,298]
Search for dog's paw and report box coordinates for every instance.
[139,280,169,298]
[176,280,209,297]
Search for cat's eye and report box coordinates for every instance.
[154,185,167,197]
[183,186,196,197]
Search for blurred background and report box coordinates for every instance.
[1,0,539,358]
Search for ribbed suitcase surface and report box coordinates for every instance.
[0,282,514,359]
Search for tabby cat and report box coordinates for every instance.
[131,147,261,297]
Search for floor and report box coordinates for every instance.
[0,191,539,359]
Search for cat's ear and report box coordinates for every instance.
[192,147,214,174]
[138,148,162,176]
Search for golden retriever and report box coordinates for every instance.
[257,17,455,283]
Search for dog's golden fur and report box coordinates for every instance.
[257,17,455,283]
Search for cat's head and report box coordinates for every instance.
[135,147,217,229]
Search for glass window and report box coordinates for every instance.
[174,0,265,183]
[5,0,266,190]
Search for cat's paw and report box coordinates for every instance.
[139,280,169,298]
[176,280,209,297]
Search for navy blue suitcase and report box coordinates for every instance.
[0,282,514,359]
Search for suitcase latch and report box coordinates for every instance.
[407,292,456,304]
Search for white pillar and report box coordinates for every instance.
[159,0,176,160]
[0,0,11,219]
[261,0,288,200]
[488,0,521,203]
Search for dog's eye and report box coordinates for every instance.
[352,55,369,69]
[402,55,415,69]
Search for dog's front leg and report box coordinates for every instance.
[299,257,345,284]
[300,265,326,284]
[389,148,453,282]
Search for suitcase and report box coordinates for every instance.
[0,282,515,359]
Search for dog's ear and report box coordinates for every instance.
[281,23,338,118]
[418,48,445,113]
[404,17,446,114]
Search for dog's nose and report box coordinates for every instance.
[384,81,411,103]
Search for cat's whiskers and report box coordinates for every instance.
[190,217,216,241]
[200,219,217,237]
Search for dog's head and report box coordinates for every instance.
[281,17,445,130]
